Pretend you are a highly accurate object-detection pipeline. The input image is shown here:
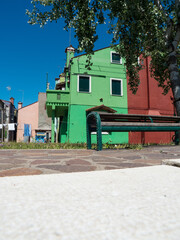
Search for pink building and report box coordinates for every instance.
[17,93,51,142]
[17,101,39,142]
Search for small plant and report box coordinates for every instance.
[102,143,143,150]
[117,144,143,150]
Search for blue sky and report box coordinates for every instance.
[0,0,112,108]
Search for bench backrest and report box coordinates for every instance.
[95,112,180,123]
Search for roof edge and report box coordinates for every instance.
[73,45,115,59]
[18,101,38,110]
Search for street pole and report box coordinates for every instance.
[1,108,3,142]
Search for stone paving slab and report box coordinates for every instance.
[0,165,180,240]
[0,145,180,177]
[162,159,180,167]
[0,168,43,177]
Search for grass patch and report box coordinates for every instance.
[102,143,143,150]
[0,142,173,150]
[0,142,87,149]
[0,142,144,150]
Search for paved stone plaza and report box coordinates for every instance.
[1,145,180,177]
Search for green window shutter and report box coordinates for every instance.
[112,80,121,95]
[79,76,90,92]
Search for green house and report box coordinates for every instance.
[46,46,128,144]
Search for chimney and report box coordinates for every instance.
[18,101,22,110]
[10,97,14,105]
[65,45,75,67]
[65,45,75,54]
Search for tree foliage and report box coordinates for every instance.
[27,1,180,102]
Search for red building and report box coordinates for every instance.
[127,57,175,144]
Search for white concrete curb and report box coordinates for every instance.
[0,165,180,240]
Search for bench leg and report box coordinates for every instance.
[87,124,92,149]
[175,131,179,145]
[97,127,102,151]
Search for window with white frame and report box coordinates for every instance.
[110,78,123,96]
[77,75,91,93]
[111,52,122,64]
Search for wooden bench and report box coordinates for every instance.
[86,112,180,151]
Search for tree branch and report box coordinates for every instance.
[172,24,180,51]
[155,0,171,44]
[170,0,180,51]
[154,0,163,12]
[165,18,173,43]
[176,0,180,19]
[154,0,167,18]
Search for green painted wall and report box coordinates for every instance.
[69,47,127,109]
[66,104,128,144]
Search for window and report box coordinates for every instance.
[77,75,91,93]
[110,78,123,96]
[57,93,61,100]
[111,52,122,64]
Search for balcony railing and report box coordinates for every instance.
[46,90,70,105]
[46,90,70,117]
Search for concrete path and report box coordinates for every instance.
[0,165,180,240]
[0,145,180,177]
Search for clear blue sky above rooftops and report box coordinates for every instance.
[0,0,112,108]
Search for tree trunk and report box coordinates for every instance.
[168,1,180,115]
[169,52,180,116]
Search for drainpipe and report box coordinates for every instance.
[146,57,150,110]
[141,57,151,145]
[1,107,4,142]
